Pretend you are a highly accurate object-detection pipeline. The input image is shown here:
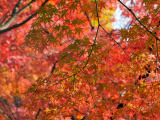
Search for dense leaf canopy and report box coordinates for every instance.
[0,0,160,119]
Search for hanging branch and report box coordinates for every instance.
[118,0,160,41]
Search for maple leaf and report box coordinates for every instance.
[75,27,83,36]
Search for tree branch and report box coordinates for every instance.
[0,14,8,26]
[12,0,23,14]
[17,0,36,15]
[118,0,160,41]
[0,97,17,120]
[0,0,36,30]
[50,61,58,74]
[80,2,94,30]
[0,0,24,30]
[35,108,41,119]
[0,108,11,120]
[0,0,49,34]
[84,11,94,30]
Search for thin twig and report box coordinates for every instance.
[100,25,132,60]
[84,11,94,30]
[80,2,94,30]
[155,35,158,74]
[49,1,76,30]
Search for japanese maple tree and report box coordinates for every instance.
[1,0,160,120]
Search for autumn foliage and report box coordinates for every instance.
[0,0,160,120]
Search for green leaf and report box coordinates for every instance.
[65,19,70,24]
[66,29,73,38]
[61,52,69,58]
[72,19,84,26]
[78,50,85,58]
[54,24,61,31]
[56,32,63,40]
[75,27,83,36]
[50,37,59,45]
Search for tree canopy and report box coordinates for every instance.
[0,0,160,119]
